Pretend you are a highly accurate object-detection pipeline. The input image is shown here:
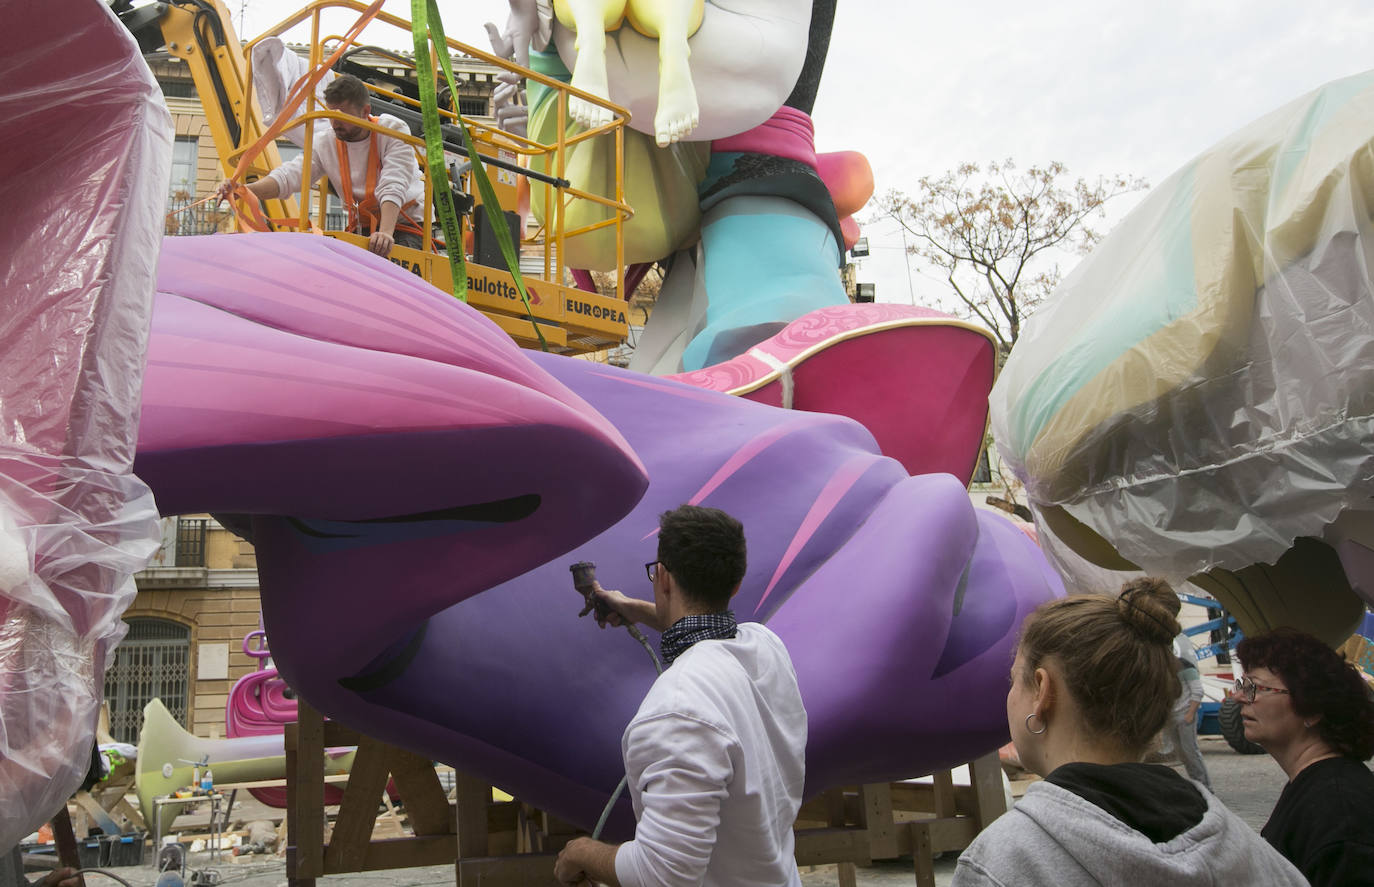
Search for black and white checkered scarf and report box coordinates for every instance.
[659,611,738,668]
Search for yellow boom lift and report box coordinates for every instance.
[115,0,632,354]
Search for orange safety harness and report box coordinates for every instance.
[335,119,427,244]
[213,0,385,234]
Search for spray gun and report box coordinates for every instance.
[570,562,659,669]
[570,561,611,621]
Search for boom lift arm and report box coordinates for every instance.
[111,0,297,220]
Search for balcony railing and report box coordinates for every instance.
[165,194,230,236]
[175,518,208,567]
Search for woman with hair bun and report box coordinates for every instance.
[952,579,1304,886]
[1236,626,1374,886]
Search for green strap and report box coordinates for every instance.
[412,0,548,351]
[409,0,466,301]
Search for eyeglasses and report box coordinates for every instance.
[645,561,661,582]
[1233,675,1290,703]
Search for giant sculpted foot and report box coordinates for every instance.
[135,233,1062,838]
[554,0,617,129]
[652,38,699,145]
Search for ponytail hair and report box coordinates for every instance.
[1019,578,1182,755]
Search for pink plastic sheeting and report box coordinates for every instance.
[0,0,169,849]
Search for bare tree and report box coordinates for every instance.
[881,160,1146,356]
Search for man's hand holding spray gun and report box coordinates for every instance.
[570,562,662,672]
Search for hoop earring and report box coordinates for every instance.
[1025,712,1046,735]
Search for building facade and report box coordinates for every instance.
[109,515,260,742]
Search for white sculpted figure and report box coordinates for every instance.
[554,0,703,145]
[487,0,810,146]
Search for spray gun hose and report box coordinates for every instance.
[591,622,663,840]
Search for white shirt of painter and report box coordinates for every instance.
[265,113,424,214]
[615,622,808,887]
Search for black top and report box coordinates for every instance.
[1262,756,1374,887]
[1047,761,1209,843]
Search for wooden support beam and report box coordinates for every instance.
[910,817,980,887]
[824,787,848,827]
[793,761,1007,885]
[857,783,899,860]
[454,771,491,859]
[286,702,325,885]
[387,748,453,836]
[324,736,394,873]
[792,827,871,866]
[111,797,147,832]
[215,774,349,792]
[890,780,976,816]
[932,769,956,818]
[50,807,86,887]
[349,835,458,871]
[968,752,1007,830]
[457,853,561,886]
[321,720,362,748]
[912,821,936,887]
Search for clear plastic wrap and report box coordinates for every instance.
[0,0,168,850]
[990,68,1374,584]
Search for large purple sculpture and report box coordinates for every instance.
[134,233,1062,835]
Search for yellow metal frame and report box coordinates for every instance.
[163,0,633,354]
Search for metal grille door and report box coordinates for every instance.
[103,618,191,744]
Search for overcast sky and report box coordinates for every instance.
[238,0,1374,308]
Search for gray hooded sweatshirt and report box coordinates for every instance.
[953,763,1307,886]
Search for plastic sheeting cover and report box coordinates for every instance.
[990,68,1374,582]
[0,0,168,849]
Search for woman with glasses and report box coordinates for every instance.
[1235,627,1374,887]
[952,579,1305,885]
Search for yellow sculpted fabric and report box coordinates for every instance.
[529,98,709,270]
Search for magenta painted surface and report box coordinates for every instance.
[713,106,817,167]
[670,304,995,479]
[755,453,871,611]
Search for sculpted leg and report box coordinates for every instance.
[626,0,704,146]
[552,0,625,129]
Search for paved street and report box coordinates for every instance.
[74,736,1285,887]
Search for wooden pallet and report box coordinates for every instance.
[285,699,1006,887]
[793,752,1007,887]
[284,701,559,886]
[69,759,144,838]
